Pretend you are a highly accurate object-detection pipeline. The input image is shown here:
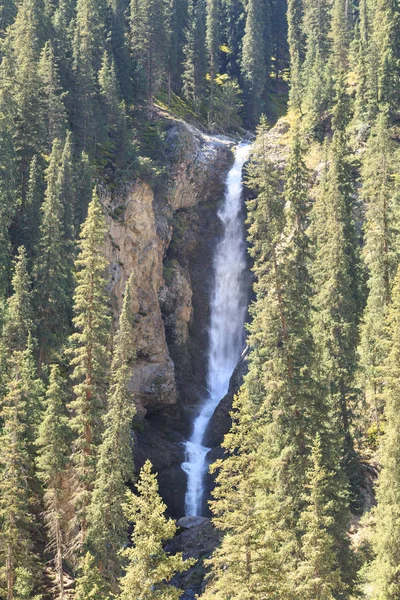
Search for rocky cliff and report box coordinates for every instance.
[102,118,235,515]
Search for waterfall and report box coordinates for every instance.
[182,143,251,517]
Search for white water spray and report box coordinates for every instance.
[182,143,251,517]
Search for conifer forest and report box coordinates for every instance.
[0,0,399,597]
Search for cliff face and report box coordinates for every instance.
[102,118,234,515]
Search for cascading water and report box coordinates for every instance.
[182,143,251,517]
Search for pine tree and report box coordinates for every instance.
[129,0,167,112]
[75,552,109,600]
[17,156,44,260]
[310,133,361,506]
[206,0,220,122]
[0,82,18,296]
[241,0,268,128]
[351,0,379,127]
[119,461,194,600]
[372,0,400,112]
[68,189,111,547]
[72,0,106,151]
[0,376,36,600]
[34,138,72,365]
[87,276,136,586]
[183,0,207,114]
[7,0,46,196]
[359,111,400,428]
[166,0,188,97]
[0,343,44,600]
[301,0,331,135]
[287,0,304,111]
[370,265,400,599]
[201,390,286,600]
[3,247,34,354]
[36,365,71,600]
[295,435,350,600]
[38,41,67,149]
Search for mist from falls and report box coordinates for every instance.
[182,143,251,517]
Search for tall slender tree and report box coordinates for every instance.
[119,461,194,600]
[36,365,71,600]
[68,189,111,549]
[87,276,136,587]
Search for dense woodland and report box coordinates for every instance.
[0,0,399,597]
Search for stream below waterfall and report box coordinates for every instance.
[181,143,251,517]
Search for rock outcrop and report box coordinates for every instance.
[102,117,234,515]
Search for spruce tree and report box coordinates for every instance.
[38,41,67,149]
[295,435,350,600]
[17,156,44,260]
[206,0,220,122]
[3,247,33,354]
[372,0,400,112]
[370,265,400,599]
[0,343,44,600]
[287,0,305,111]
[87,276,136,586]
[34,138,72,365]
[183,0,207,114]
[7,0,45,196]
[68,189,111,547]
[36,365,71,600]
[0,370,36,600]
[72,0,106,151]
[301,0,331,135]
[310,133,361,506]
[241,0,268,128]
[129,0,167,112]
[201,390,285,600]
[75,552,109,600]
[359,111,399,428]
[119,461,194,600]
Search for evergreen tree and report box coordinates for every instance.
[206,0,220,121]
[310,133,361,506]
[87,276,136,586]
[68,189,111,548]
[36,365,71,600]
[201,390,286,600]
[351,0,379,127]
[7,0,46,196]
[287,0,304,111]
[0,343,44,600]
[370,265,400,599]
[119,461,194,600]
[359,111,400,428]
[241,0,268,128]
[166,0,188,96]
[3,247,33,354]
[372,0,400,112]
[183,0,207,113]
[34,138,72,365]
[301,0,331,135]
[75,552,109,600]
[0,372,36,600]
[129,0,167,112]
[72,0,106,151]
[0,79,18,296]
[38,41,67,149]
[295,435,350,600]
[17,156,44,260]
